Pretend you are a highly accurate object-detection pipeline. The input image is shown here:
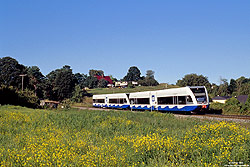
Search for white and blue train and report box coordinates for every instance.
[93,86,209,113]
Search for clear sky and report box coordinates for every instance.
[1,0,250,84]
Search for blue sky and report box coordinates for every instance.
[1,0,250,84]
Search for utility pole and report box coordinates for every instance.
[19,74,27,91]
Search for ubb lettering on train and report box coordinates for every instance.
[92,86,209,113]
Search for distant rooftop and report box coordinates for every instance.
[212,96,232,100]
[237,95,248,104]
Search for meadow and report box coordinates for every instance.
[0,105,250,166]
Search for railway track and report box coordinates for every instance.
[175,113,250,123]
[74,106,250,123]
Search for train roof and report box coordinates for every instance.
[93,93,127,99]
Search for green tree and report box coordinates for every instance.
[216,78,230,96]
[46,65,76,101]
[177,74,210,87]
[84,76,98,89]
[98,78,109,88]
[71,85,87,103]
[123,66,141,81]
[139,70,159,86]
[240,95,250,114]
[228,79,237,95]
[74,73,87,89]
[27,66,45,98]
[89,69,104,77]
[0,57,26,88]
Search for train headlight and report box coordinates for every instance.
[202,105,207,109]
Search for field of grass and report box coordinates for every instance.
[0,105,250,166]
[88,84,178,95]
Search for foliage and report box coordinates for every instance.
[223,97,242,114]
[177,73,210,87]
[0,106,249,166]
[89,69,104,77]
[71,85,87,103]
[26,66,45,98]
[123,66,142,81]
[0,85,39,108]
[239,95,250,115]
[84,76,99,89]
[210,96,250,115]
[46,65,75,101]
[139,70,159,86]
[74,73,87,89]
[0,57,26,88]
[98,78,109,88]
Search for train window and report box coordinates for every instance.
[96,99,105,103]
[121,98,127,104]
[196,96,207,104]
[109,99,119,104]
[157,97,173,105]
[137,98,150,104]
[178,96,186,104]
[191,88,205,94]
[131,98,150,104]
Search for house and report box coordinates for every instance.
[95,75,113,85]
[40,100,60,108]
[115,81,139,88]
[212,96,232,103]
[237,95,249,104]
[115,81,128,88]
[132,81,139,86]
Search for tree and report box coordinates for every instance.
[139,70,159,86]
[98,78,109,88]
[0,57,26,88]
[71,85,87,103]
[74,73,87,89]
[46,65,76,101]
[216,78,230,96]
[228,79,237,95]
[27,66,45,98]
[146,70,154,79]
[123,66,141,81]
[89,69,104,77]
[176,74,210,87]
[84,76,99,89]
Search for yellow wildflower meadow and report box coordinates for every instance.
[0,105,249,166]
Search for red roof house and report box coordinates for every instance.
[95,75,113,84]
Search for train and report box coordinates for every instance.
[92,86,209,114]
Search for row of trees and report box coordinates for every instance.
[1,56,249,109]
[177,73,250,97]
[0,57,159,105]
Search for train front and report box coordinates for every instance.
[189,86,209,113]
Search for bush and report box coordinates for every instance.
[0,85,39,108]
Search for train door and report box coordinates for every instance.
[150,92,157,111]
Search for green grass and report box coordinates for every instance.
[88,84,178,95]
[0,105,250,166]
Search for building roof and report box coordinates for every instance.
[212,96,232,100]
[95,75,113,84]
[237,95,248,104]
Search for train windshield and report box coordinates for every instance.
[190,88,205,94]
[190,87,207,104]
